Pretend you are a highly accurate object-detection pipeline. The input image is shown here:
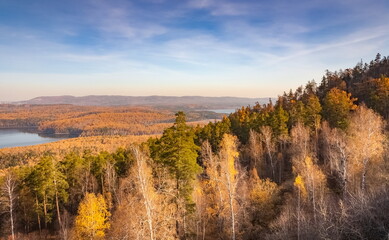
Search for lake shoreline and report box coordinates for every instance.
[0,127,76,137]
[0,128,72,149]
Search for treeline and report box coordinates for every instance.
[318,53,389,119]
[0,54,388,239]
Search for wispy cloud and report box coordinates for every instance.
[271,26,389,64]
[187,0,261,16]
[85,1,168,41]
[0,0,389,100]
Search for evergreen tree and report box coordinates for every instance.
[269,105,289,137]
[322,88,357,129]
[196,116,231,153]
[365,77,389,119]
[149,111,201,237]
[25,154,68,229]
[287,100,306,128]
[303,94,322,131]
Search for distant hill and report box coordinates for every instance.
[15,95,272,109]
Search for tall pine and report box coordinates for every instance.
[149,111,201,238]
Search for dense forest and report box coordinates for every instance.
[0,135,156,170]
[0,54,388,239]
[0,105,221,136]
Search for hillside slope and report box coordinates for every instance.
[16,95,271,108]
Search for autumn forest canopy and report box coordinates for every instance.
[0,105,222,137]
[0,54,389,239]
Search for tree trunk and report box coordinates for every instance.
[340,151,348,199]
[176,178,180,239]
[266,146,275,180]
[183,214,187,239]
[226,174,235,240]
[134,147,155,240]
[23,205,29,233]
[9,196,15,240]
[311,174,316,224]
[361,159,368,194]
[43,194,48,229]
[36,196,42,234]
[202,221,206,240]
[5,176,15,240]
[55,191,63,235]
[297,189,300,240]
[279,156,282,183]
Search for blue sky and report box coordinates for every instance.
[1,0,389,101]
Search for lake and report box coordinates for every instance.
[208,109,236,114]
[0,129,68,149]
[197,109,236,114]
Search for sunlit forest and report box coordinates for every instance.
[0,135,156,169]
[0,54,388,239]
[0,105,221,136]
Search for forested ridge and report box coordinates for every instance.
[0,105,221,137]
[16,96,269,108]
[0,54,388,239]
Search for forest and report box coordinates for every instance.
[0,54,388,239]
[0,135,155,170]
[0,105,221,136]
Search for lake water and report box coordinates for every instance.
[209,109,236,114]
[199,109,236,114]
[0,129,67,149]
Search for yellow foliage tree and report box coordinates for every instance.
[219,134,240,240]
[322,87,357,129]
[294,175,307,199]
[220,134,239,180]
[75,193,110,239]
[250,178,280,227]
[294,174,306,240]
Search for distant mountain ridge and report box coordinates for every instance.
[15,95,272,108]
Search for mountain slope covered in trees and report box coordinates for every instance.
[15,95,271,109]
[0,105,221,136]
[0,54,388,240]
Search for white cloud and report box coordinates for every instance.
[1,0,389,101]
[188,0,259,16]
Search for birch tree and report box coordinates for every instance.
[131,145,156,240]
[321,122,349,197]
[1,173,18,240]
[247,129,263,175]
[218,134,240,240]
[347,106,385,195]
[259,126,276,180]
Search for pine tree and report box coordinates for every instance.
[25,154,68,230]
[304,94,322,132]
[269,105,289,137]
[149,111,201,238]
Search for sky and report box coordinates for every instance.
[1,0,389,101]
